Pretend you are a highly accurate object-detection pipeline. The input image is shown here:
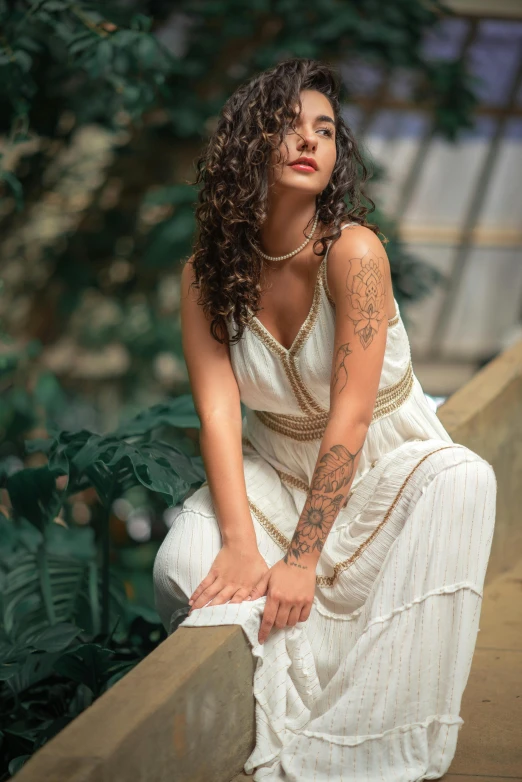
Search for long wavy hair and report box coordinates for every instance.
[188,58,380,345]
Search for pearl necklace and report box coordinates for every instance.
[258,211,319,262]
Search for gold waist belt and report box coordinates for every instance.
[253,361,414,441]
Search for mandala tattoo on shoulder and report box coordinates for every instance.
[284,443,363,565]
[346,252,387,350]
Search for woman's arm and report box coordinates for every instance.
[250,227,391,643]
[180,258,256,549]
[181,258,270,614]
[285,226,390,569]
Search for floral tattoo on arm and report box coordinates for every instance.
[331,252,387,395]
[284,442,363,568]
[346,253,386,350]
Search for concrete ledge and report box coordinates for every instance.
[438,338,522,581]
[14,339,522,781]
[14,625,255,782]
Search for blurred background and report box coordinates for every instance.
[0,1,521,775]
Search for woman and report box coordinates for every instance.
[153,59,497,781]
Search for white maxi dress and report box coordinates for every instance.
[153,223,497,781]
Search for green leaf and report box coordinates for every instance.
[6,466,60,531]
[68,34,97,55]
[53,644,114,695]
[111,30,140,47]
[87,561,101,637]
[37,545,57,625]
[115,396,201,436]
[137,35,157,68]
[130,13,152,32]
[97,40,112,69]
[8,756,30,775]
[30,622,82,653]
[14,50,32,72]
[6,650,63,693]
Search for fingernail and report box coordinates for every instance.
[188,599,193,605]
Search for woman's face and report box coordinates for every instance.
[268,89,337,199]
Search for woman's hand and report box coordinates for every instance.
[188,543,269,614]
[248,558,316,644]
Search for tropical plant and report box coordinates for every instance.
[0,393,205,779]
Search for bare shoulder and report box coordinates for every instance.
[326,224,393,316]
[180,255,197,300]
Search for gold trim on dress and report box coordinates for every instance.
[315,445,457,586]
[247,272,325,416]
[277,470,310,493]
[247,445,458,587]
[253,361,414,441]
[254,409,330,441]
[248,498,290,552]
[372,360,414,422]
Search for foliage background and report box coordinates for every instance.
[0,0,479,777]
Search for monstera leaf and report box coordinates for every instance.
[23,400,206,509]
[114,395,201,437]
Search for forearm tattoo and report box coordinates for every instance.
[284,443,363,568]
[346,253,386,350]
[332,343,352,393]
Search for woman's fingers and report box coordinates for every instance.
[228,588,250,604]
[189,572,217,605]
[286,605,301,627]
[249,571,270,600]
[189,578,223,612]
[190,582,251,613]
[203,584,238,607]
[274,603,291,630]
[258,594,278,645]
[299,603,312,622]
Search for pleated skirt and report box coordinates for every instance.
[153,438,497,781]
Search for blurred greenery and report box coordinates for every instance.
[0,0,476,428]
[0,0,481,776]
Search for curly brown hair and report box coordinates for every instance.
[188,57,380,345]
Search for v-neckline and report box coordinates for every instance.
[249,254,326,356]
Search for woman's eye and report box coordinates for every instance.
[286,126,333,137]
